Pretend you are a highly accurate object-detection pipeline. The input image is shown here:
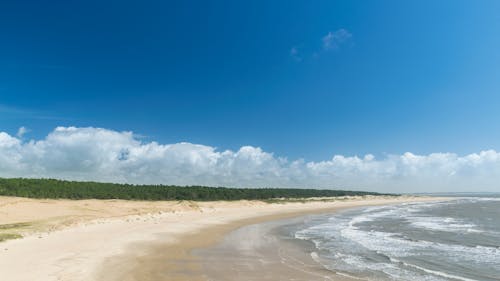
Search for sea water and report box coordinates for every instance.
[294,197,500,281]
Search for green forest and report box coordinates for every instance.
[0,178,389,201]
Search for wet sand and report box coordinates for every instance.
[195,214,354,281]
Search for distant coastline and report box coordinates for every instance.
[410,192,500,197]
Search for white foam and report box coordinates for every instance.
[471,197,500,202]
[401,261,479,281]
[326,252,447,281]
[409,216,483,233]
[294,200,500,280]
[340,219,500,263]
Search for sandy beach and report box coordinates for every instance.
[0,195,446,281]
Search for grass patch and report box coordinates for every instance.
[0,233,22,242]
[0,222,32,230]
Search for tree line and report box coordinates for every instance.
[0,178,390,201]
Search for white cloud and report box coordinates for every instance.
[322,29,352,50]
[16,126,29,138]
[290,29,352,61]
[0,126,499,193]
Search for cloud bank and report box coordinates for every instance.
[1,127,499,193]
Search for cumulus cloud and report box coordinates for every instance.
[322,29,352,50]
[16,126,29,138]
[0,126,499,193]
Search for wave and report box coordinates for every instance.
[295,199,500,280]
[397,260,478,281]
[409,216,483,233]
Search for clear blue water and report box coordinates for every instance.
[294,198,500,281]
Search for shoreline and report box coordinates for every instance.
[96,196,447,281]
[0,196,448,281]
[194,212,355,281]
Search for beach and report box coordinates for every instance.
[0,195,445,281]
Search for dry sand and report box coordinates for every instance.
[0,195,447,281]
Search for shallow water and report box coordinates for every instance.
[294,198,500,281]
[195,215,341,281]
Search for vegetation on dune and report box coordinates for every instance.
[0,178,390,201]
[0,222,32,230]
[0,223,32,242]
[0,233,22,242]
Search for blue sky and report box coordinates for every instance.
[1,1,500,191]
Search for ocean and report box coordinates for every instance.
[294,197,500,281]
